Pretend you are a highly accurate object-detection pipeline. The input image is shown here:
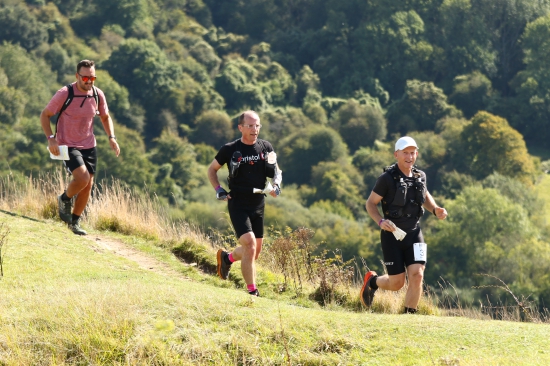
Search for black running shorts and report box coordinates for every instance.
[380,226,425,275]
[64,147,97,174]
[228,199,265,239]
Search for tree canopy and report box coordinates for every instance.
[1,0,550,308]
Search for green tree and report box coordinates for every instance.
[34,2,74,44]
[352,143,394,192]
[449,71,496,119]
[295,65,321,106]
[428,186,536,289]
[215,56,264,112]
[203,26,248,57]
[188,40,221,76]
[310,200,354,220]
[76,0,153,38]
[194,142,217,165]
[104,38,222,138]
[0,82,25,125]
[279,125,348,186]
[94,70,145,133]
[346,10,433,98]
[310,161,366,218]
[191,109,234,148]
[331,99,387,153]
[103,38,176,104]
[94,124,157,189]
[482,173,537,217]
[215,52,296,113]
[0,43,57,117]
[475,0,550,93]
[507,14,550,144]
[409,131,446,175]
[457,111,537,185]
[44,42,74,82]
[260,106,314,142]
[433,0,497,86]
[0,3,48,50]
[149,129,208,195]
[386,79,462,134]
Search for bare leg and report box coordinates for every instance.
[230,232,257,285]
[72,174,94,216]
[66,166,93,216]
[404,264,425,309]
[374,272,406,291]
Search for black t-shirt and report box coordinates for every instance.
[215,138,274,206]
[372,167,427,231]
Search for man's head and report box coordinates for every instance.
[238,110,261,144]
[394,136,419,172]
[395,136,418,152]
[75,59,96,92]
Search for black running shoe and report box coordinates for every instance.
[58,194,72,224]
[249,289,260,297]
[68,222,87,236]
[360,271,378,307]
[216,249,231,280]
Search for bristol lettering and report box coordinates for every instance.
[242,154,261,164]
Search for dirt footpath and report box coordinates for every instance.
[86,234,191,280]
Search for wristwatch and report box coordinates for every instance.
[109,135,116,140]
[47,134,55,140]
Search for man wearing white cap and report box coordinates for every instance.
[361,136,447,313]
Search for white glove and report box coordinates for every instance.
[267,151,277,164]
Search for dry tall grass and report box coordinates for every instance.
[0,170,211,247]
[1,171,547,322]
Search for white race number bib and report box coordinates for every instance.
[413,243,427,262]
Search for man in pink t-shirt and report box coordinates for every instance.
[40,59,120,235]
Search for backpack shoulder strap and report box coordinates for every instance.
[92,86,99,110]
[54,84,74,132]
[384,164,399,179]
[257,138,266,151]
[412,166,425,181]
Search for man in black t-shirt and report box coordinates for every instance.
[361,136,448,313]
[207,110,282,296]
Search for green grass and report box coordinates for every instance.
[1,211,550,365]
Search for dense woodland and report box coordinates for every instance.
[1,0,550,309]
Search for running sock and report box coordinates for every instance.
[228,253,235,263]
[370,275,379,290]
[247,284,257,292]
[404,307,418,314]
[223,253,234,265]
[72,214,80,224]
[61,192,71,201]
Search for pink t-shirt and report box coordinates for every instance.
[46,82,109,149]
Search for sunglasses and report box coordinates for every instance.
[78,73,97,82]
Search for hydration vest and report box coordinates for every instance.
[381,164,426,219]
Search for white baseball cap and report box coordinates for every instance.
[395,136,418,151]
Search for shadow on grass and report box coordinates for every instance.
[0,209,43,223]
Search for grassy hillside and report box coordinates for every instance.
[1,211,549,365]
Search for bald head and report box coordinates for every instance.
[238,110,260,125]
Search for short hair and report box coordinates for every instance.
[77,60,95,73]
[238,110,258,125]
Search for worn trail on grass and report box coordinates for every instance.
[85,234,191,281]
